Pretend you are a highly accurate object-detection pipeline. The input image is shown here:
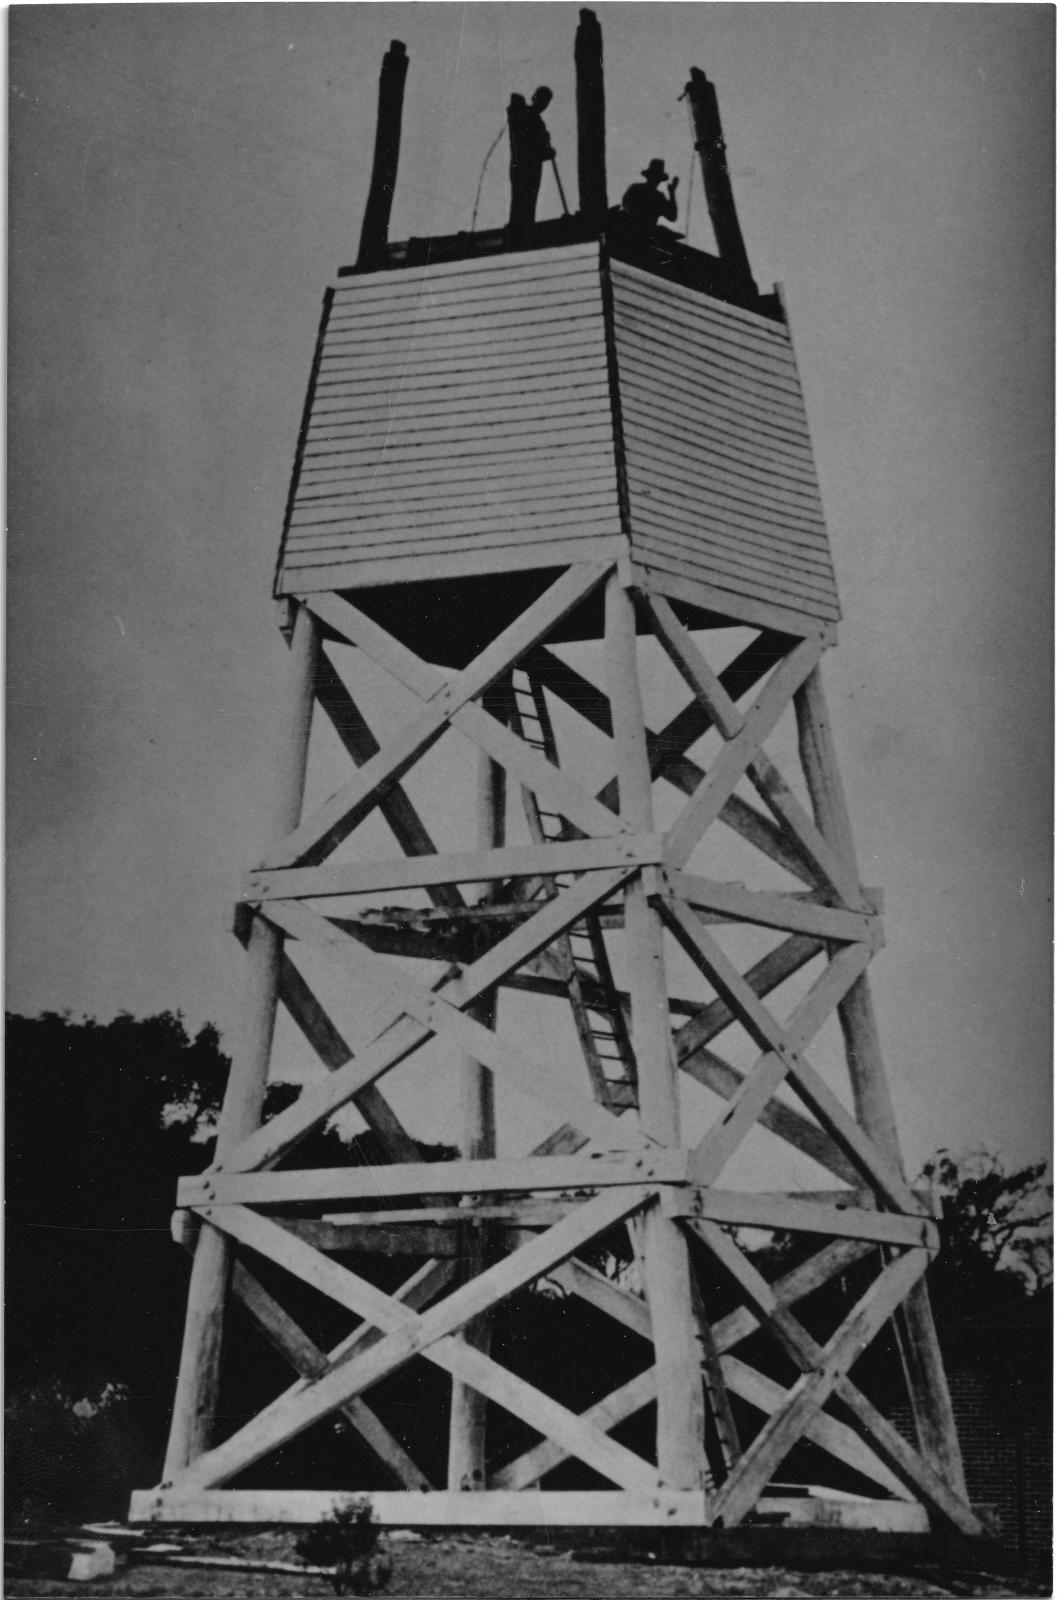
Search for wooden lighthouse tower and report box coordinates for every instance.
[135,15,984,1540]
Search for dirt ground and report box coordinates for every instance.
[5,1531,1040,1600]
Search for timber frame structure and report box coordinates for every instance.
[134,14,984,1541]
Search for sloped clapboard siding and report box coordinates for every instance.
[276,243,623,595]
[610,258,840,626]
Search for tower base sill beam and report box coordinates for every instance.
[129,1490,929,1533]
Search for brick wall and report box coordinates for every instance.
[889,1299,1051,1580]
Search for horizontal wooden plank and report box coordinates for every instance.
[629,514,839,608]
[614,390,812,489]
[328,279,604,332]
[612,275,800,382]
[282,1219,462,1256]
[619,396,820,504]
[326,285,602,334]
[294,466,617,510]
[612,275,801,380]
[627,503,834,595]
[745,1498,929,1534]
[306,396,613,445]
[318,1200,578,1228]
[320,308,607,359]
[329,264,603,314]
[284,517,625,565]
[306,391,613,446]
[295,456,617,503]
[297,444,615,483]
[616,373,823,497]
[611,257,789,345]
[286,489,617,540]
[613,306,805,414]
[626,515,831,608]
[628,495,831,586]
[631,532,839,623]
[304,396,611,451]
[293,487,618,525]
[295,468,618,514]
[617,366,809,467]
[280,534,629,595]
[626,475,831,574]
[666,1189,938,1248]
[180,1153,686,1207]
[669,875,877,943]
[613,288,795,371]
[322,312,603,358]
[624,468,834,569]
[298,438,615,483]
[615,346,816,460]
[245,834,663,900]
[331,241,602,298]
[615,301,802,396]
[300,421,615,470]
[609,269,794,353]
[130,1488,708,1528]
[315,332,607,386]
[613,312,811,426]
[624,458,831,559]
[630,557,835,639]
[310,364,611,416]
[619,402,824,520]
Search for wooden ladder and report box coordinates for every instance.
[508,668,638,1113]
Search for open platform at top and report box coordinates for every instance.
[275,232,841,664]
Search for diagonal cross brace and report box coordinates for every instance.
[174,1190,665,1494]
[229,1262,433,1491]
[269,566,622,868]
[690,940,874,1189]
[707,1244,930,1526]
[665,634,822,870]
[494,1238,908,1499]
[692,1221,984,1536]
[660,898,920,1212]
[224,864,644,1174]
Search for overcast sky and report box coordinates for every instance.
[8,3,1053,1173]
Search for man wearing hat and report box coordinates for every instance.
[621,158,680,231]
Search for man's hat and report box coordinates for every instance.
[642,158,669,182]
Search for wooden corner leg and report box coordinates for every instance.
[795,663,969,1500]
[605,577,707,1491]
[448,731,505,1491]
[163,602,320,1478]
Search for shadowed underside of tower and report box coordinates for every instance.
[135,12,984,1547]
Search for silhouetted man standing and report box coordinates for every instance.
[508,86,555,243]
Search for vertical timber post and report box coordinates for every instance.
[795,662,969,1498]
[163,601,320,1478]
[685,67,756,298]
[357,40,409,269]
[605,575,707,1491]
[575,7,608,229]
[447,697,505,1490]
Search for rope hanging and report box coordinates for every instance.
[470,124,506,234]
[471,122,571,232]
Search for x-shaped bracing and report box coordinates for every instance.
[189,563,976,1528]
[229,566,885,1182]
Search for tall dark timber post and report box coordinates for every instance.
[141,16,984,1546]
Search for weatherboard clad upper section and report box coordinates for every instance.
[276,243,622,596]
[610,259,840,626]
